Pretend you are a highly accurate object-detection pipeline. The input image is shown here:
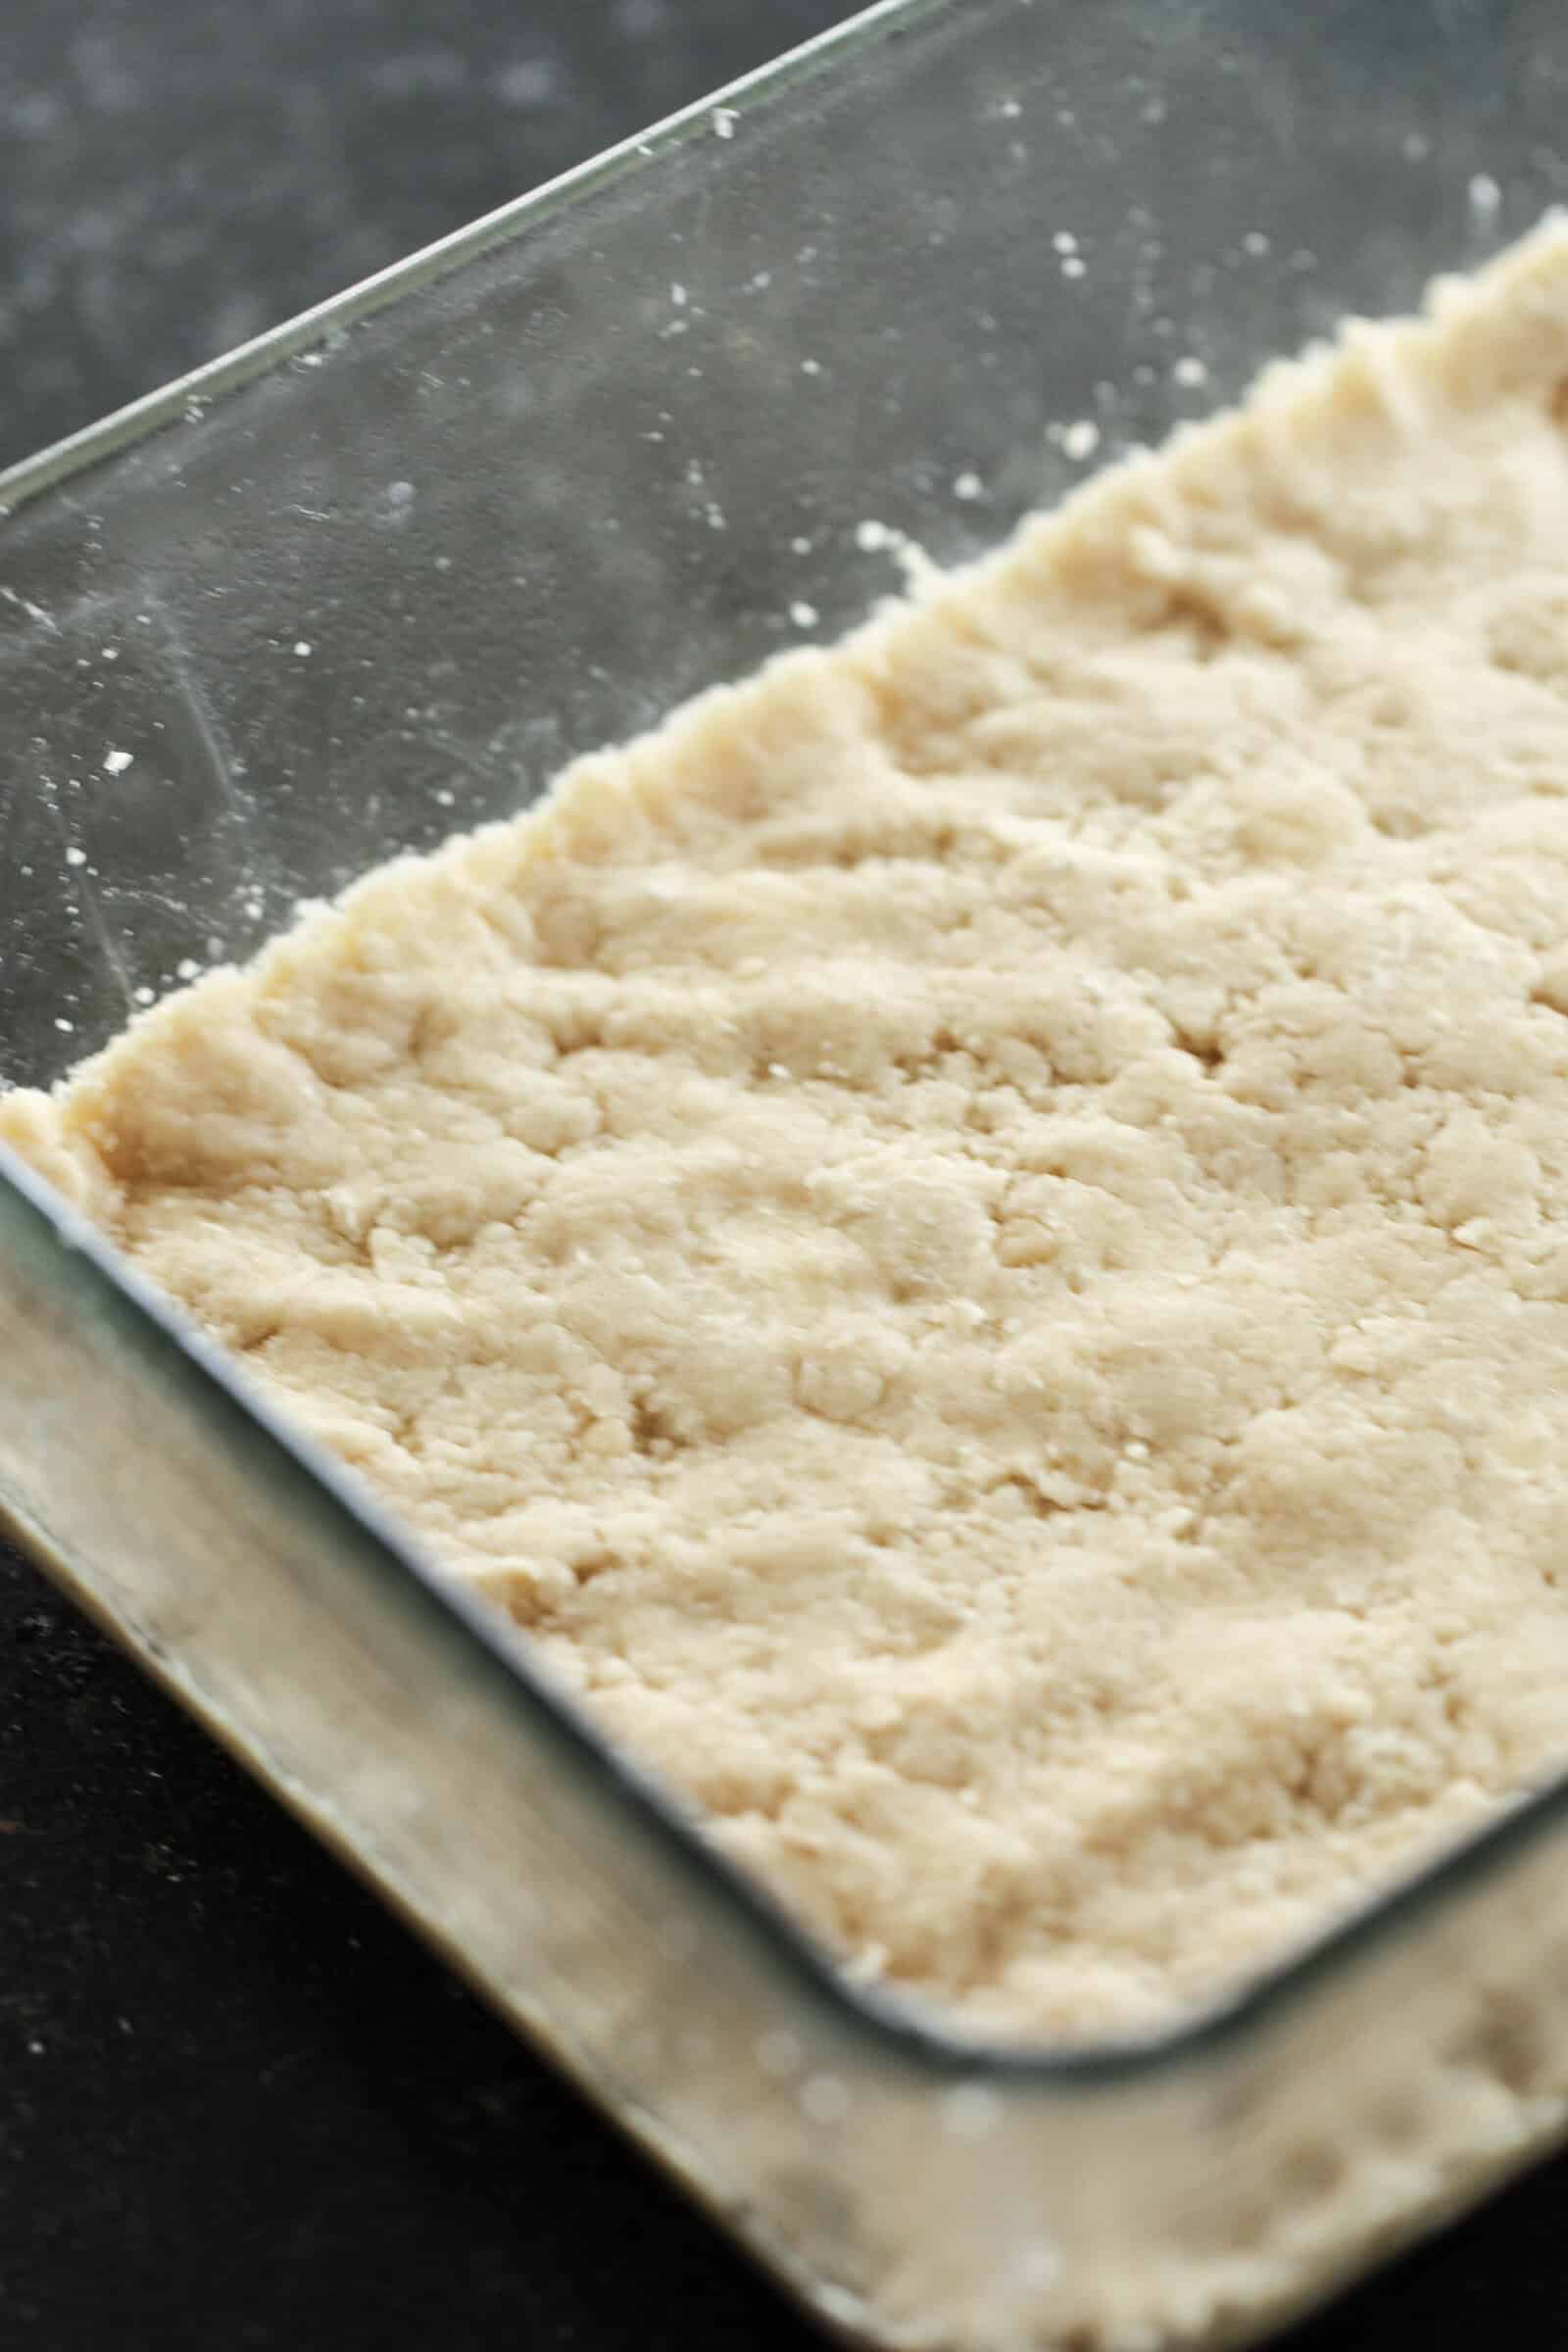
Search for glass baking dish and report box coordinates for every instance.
[6,1,1568,2343]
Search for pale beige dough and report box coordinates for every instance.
[12,223,1568,2040]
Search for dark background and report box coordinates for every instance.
[2,4,1565,2346]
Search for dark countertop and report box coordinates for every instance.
[1,6,1564,2346]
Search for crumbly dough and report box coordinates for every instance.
[12,224,1568,2041]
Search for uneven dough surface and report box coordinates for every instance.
[12,225,1568,2040]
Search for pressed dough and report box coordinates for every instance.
[12,224,1568,2041]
